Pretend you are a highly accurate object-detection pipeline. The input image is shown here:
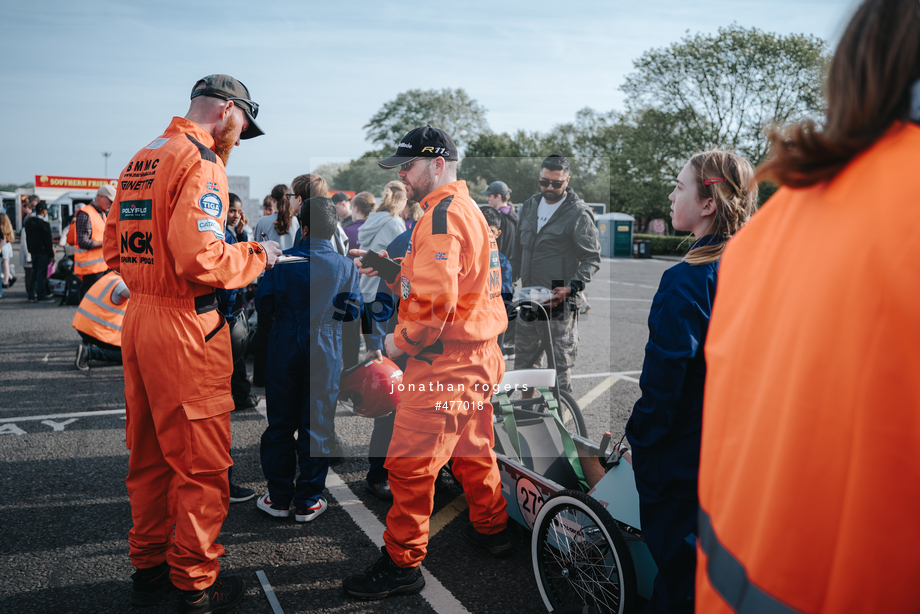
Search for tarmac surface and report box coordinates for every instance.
[0,244,675,614]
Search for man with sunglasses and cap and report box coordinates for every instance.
[102,74,281,613]
[511,154,600,395]
[343,126,511,600]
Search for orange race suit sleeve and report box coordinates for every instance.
[167,157,265,288]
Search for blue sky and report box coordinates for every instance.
[1,0,857,200]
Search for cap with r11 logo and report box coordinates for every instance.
[378,125,459,169]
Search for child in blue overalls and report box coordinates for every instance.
[625,150,757,614]
[256,197,362,522]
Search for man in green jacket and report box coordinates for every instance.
[510,155,600,393]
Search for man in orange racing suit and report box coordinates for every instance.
[102,74,282,612]
[343,126,510,600]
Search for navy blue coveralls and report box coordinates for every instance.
[625,235,720,614]
[256,238,362,509]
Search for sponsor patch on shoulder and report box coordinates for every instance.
[435,251,447,261]
[145,138,169,150]
[401,275,411,300]
[197,218,224,239]
[199,193,222,218]
[490,250,500,268]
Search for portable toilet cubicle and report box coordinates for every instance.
[595,213,634,258]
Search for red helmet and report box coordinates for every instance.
[340,355,403,418]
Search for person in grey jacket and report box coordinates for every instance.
[510,155,601,393]
[356,181,406,354]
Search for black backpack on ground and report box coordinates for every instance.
[63,274,81,306]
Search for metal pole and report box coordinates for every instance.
[103,152,111,176]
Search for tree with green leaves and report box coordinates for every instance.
[461,128,611,208]
[621,24,829,165]
[328,150,398,197]
[364,88,489,151]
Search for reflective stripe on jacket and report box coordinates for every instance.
[72,271,126,346]
[74,206,107,275]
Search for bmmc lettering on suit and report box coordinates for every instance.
[126,159,160,173]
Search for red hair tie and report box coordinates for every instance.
[704,178,724,185]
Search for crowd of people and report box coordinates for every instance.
[4,2,918,611]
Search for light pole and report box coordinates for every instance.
[103,152,111,176]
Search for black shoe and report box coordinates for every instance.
[7,277,15,288]
[463,524,513,558]
[130,561,173,607]
[75,344,90,371]
[27,298,36,303]
[37,295,53,302]
[233,393,260,411]
[343,547,425,600]
[228,483,255,503]
[365,480,393,501]
[178,574,244,614]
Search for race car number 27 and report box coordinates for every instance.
[516,477,545,530]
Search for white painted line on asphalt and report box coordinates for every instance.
[575,375,619,409]
[0,409,125,423]
[595,278,657,290]
[256,570,285,614]
[326,469,472,614]
[571,371,641,380]
[325,469,385,548]
[41,418,77,431]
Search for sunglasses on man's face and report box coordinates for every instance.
[400,160,420,172]
[191,90,259,118]
[539,179,566,189]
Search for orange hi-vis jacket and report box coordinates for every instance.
[72,271,126,347]
[66,217,77,246]
[389,180,507,356]
[74,205,107,276]
[103,117,265,298]
[697,123,920,613]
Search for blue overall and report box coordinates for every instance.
[366,228,412,486]
[625,235,720,614]
[256,238,362,509]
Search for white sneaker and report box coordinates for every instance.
[295,497,327,523]
[256,493,290,518]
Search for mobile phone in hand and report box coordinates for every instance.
[361,250,401,284]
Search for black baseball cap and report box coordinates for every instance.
[190,74,264,140]
[331,192,351,204]
[481,181,510,196]
[378,126,459,169]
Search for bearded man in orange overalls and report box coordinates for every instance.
[103,74,281,613]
